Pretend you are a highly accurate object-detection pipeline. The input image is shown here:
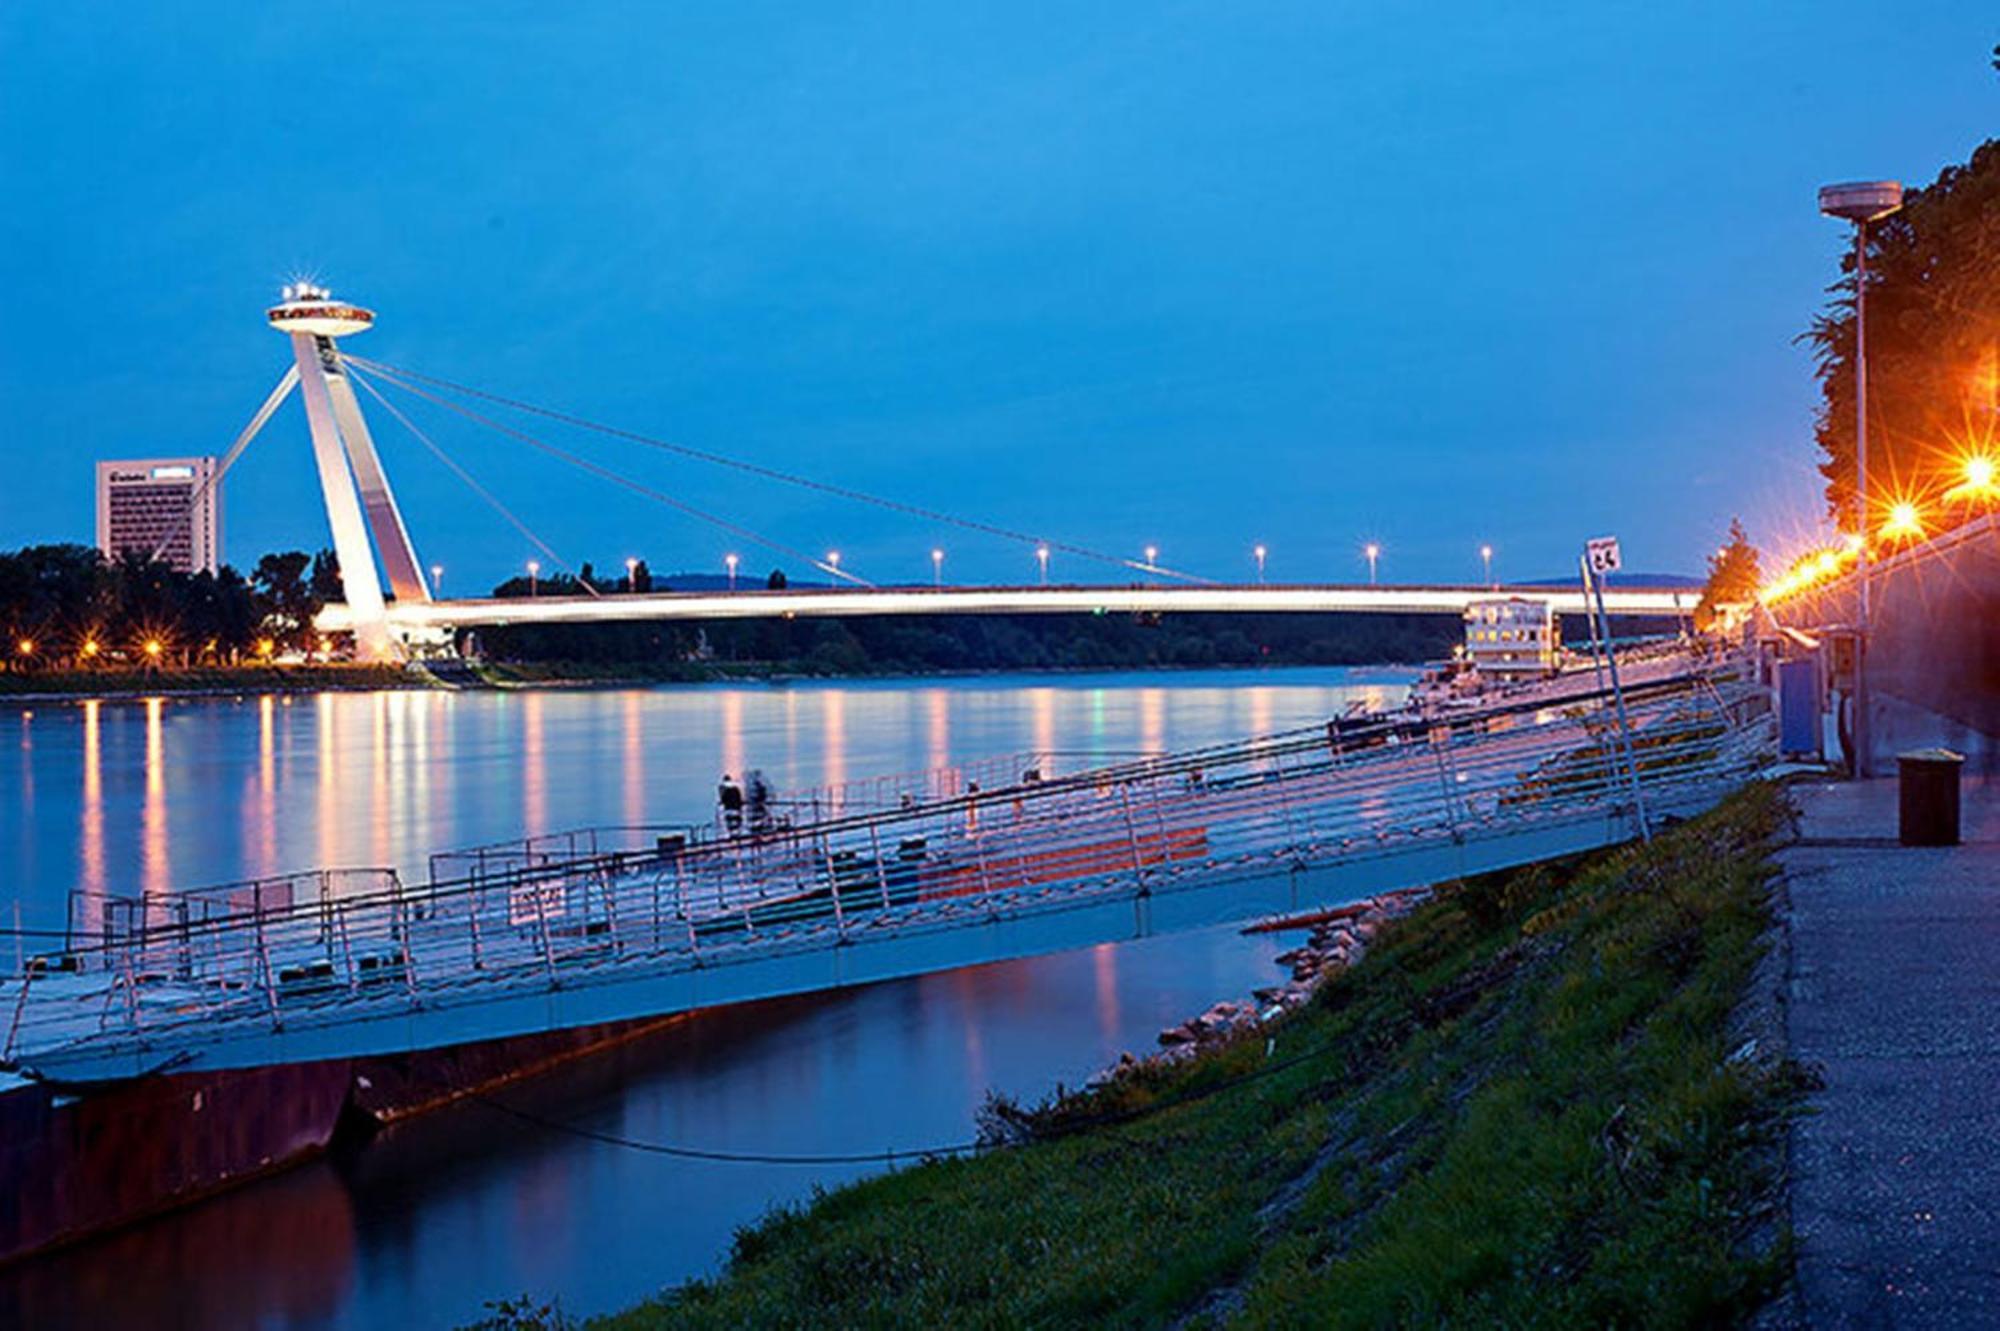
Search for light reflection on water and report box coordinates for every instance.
[0,666,1409,1331]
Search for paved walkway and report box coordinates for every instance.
[1781,774,2000,1327]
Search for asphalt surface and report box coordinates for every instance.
[1781,774,2000,1328]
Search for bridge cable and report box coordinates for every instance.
[349,363,871,588]
[349,370,600,596]
[147,366,300,565]
[344,354,1214,586]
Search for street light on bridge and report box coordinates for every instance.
[1254,544,1267,584]
[931,548,944,587]
[725,552,739,591]
[1480,544,1493,588]
[526,560,540,597]
[1819,177,1903,778]
[625,557,638,591]
[1036,544,1049,585]
[826,551,841,579]
[1365,543,1380,585]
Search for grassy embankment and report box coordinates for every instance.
[583,784,1800,1329]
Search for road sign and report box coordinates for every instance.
[1585,537,1622,576]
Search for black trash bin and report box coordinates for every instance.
[1897,749,1964,847]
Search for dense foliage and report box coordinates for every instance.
[1695,518,1762,630]
[1806,136,2000,529]
[474,608,1465,673]
[0,543,339,668]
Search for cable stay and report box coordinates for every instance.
[349,363,870,588]
[343,354,1214,585]
[148,366,300,565]
[348,372,600,597]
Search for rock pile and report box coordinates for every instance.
[1085,888,1433,1087]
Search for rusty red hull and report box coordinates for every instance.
[0,1012,685,1266]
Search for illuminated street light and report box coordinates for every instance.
[1253,544,1267,584]
[1480,544,1494,587]
[1365,543,1380,585]
[826,551,841,574]
[1880,500,1924,541]
[1037,544,1050,586]
[15,638,33,658]
[142,638,163,662]
[1820,178,1903,777]
[931,547,944,587]
[1945,453,1999,505]
[725,552,739,591]
[430,563,443,595]
[80,638,100,660]
[625,556,638,591]
[527,559,540,596]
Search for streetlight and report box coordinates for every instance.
[725,552,739,591]
[826,551,841,580]
[1480,544,1493,588]
[430,563,443,596]
[1819,178,1903,777]
[625,557,638,591]
[1365,543,1380,585]
[1253,544,1267,584]
[526,559,540,596]
[1036,544,1050,586]
[929,547,944,587]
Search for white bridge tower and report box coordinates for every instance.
[263,285,429,657]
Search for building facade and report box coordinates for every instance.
[95,458,222,575]
[1463,596,1560,680]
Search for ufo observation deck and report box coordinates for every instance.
[267,282,375,338]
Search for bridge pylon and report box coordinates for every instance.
[265,285,429,658]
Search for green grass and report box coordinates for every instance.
[571,784,1797,1330]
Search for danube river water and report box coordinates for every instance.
[0,666,1410,1330]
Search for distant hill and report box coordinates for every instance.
[1509,572,1701,589]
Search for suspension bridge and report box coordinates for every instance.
[4,665,1772,1084]
[190,286,1695,657]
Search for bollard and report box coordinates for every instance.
[1897,749,1963,847]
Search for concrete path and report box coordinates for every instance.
[1780,774,2000,1328]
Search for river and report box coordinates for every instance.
[0,666,1411,1329]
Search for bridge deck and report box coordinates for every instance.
[315,581,1695,633]
[4,666,1770,1084]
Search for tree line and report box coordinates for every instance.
[0,544,341,669]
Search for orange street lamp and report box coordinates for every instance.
[1880,501,1924,542]
[16,638,34,658]
[142,638,164,662]
[80,638,100,660]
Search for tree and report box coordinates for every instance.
[631,559,653,594]
[1805,139,2000,529]
[252,551,320,650]
[766,569,787,590]
[1695,518,1762,631]
[309,549,343,603]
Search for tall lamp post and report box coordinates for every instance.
[1254,544,1267,584]
[1480,544,1493,588]
[526,560,540,597]
[1819,179,1903,778]
[1365,543,1379,586]
[1036,544,1049,586]
[430,563,443,596]
[931,547,944,587]
[724,552,739,591]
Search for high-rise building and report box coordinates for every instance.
[95,457,222,575]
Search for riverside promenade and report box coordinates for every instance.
[1779,774,2000,1327]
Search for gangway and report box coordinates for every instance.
[3,669,1772,1084]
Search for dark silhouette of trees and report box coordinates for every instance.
[1806,138,2000,528]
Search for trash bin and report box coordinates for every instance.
[1897,749,1964,847]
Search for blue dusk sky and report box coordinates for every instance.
[1,3,1994,590]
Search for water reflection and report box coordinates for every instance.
[0,668,1413,1331]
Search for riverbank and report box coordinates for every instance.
[579,784,1799,1329]
[0,657,1421,704]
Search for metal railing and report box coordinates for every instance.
[4,667,1772,1066]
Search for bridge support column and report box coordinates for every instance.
[291,334,394,659]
